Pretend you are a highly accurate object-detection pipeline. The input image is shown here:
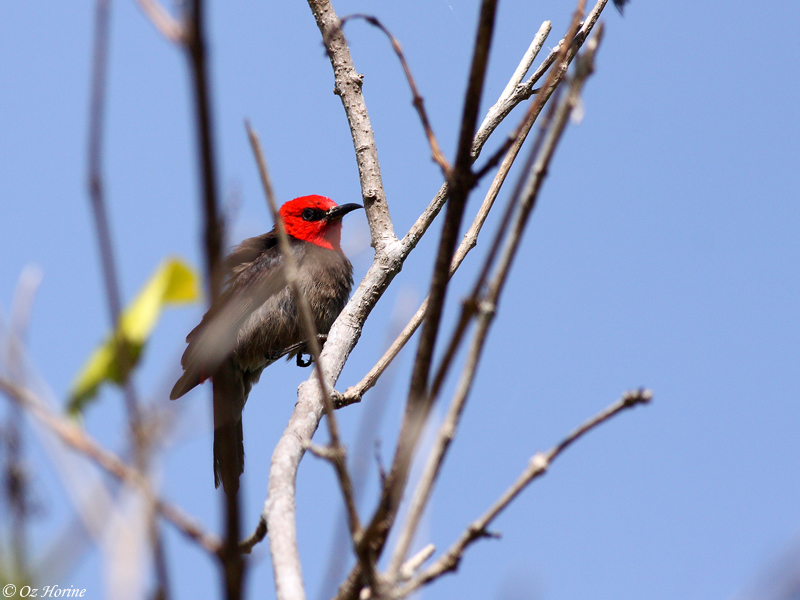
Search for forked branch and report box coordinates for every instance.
[394,389,653,597]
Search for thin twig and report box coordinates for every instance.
[3,266,43,578]
[238,516,267,554]
[184,0,243,596]
[134,0,185,43]
[389,20,601,582]
[246,123,364,554]
[398,543,435,582]
[87,0,142,433]
[395,388,652,597]
[247,122,361,542]
[185,0,224,303]
[354,0,501,593]
[337,14,450,176]
[473,20,551,156]
[403,0,609,252]
[86,8,170,589]
[0,377,222,555]
[472,0,609,156]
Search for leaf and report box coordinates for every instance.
[68,258,201,415]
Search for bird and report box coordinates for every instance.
[170,195,363,494]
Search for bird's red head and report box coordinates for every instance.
[279,195,362,252]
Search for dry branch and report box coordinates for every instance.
[262,2,622,599]
[356,0,611,405]
[135,0,185,43]
[361,0,501,563]
[389,20,599,574]
[0,377,222,555]
[246,123,362,545]
[87,0,142,434]
[184,0,244,596]
[338,14,450,175]
[395,389,653,597]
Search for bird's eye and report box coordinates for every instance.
[302,208,315,221]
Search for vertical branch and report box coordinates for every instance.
[86,0,142,432]
[185,0,224,303]
[184,1,243,598]
[246,123,362,543]
[360,0,500,561]
[392,21,601,581]
[405,0,499,410]
[86,6,176,593]
[308,0,396,251]
[3,267,43,582]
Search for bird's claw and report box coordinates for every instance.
[297,353,313,368]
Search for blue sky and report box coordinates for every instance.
[1,1,799,599]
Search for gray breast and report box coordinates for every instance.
[233,243,353,373]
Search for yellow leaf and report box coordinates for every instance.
[68,258,201,414]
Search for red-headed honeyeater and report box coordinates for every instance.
[170,195,362,494]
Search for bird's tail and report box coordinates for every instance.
[214,417,244,495]
[211,357,247,495]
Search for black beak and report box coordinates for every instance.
[325,203,363,222]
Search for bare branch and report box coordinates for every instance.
[185,0,224,303]
[346,0,611,412]
[134,0,185,44]
[248,122,377,598]
[473,0,610,157]
[398,544,435,582]
[245,122,361,556]
[338,14,450,176]
[342,24,552,407]
[395,389,653,597]
[239,516,267,554]
[308,0,396,252]
[0,377,222,556]
[183,0,244,596]
[247,121,362,544]
[87,0,142,430]
[389,19,599,577]
[404,0,610,253]
[354,2,502,592]
[473,20,551,155]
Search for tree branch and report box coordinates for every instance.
[246,123,363,546]
[354,0,501,589]
[183,0,243,597]
[341,21,552,407]
[403,0,609,251]
[308,0,396,252]
[337,14,450,176]
[0,377,222,556]
[134,0,185,44]
[395,389,653,597]
[87,0,142,435]
[387,9,594,578]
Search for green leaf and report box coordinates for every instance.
[68,258,201,415]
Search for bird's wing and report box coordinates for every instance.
[170,230,289,399]
[223,231,279,283]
